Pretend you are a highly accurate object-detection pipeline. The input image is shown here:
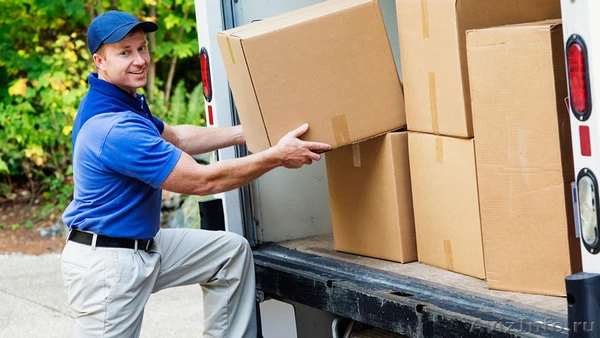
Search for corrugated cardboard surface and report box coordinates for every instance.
[467,20,581,296]
[408,132,484,278]
[217,0,405,153]
[326,131,417,263]
[396,0,561,138]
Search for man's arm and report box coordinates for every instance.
[159,124,331,196]
[161,123,245,155]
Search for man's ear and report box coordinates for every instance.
[93,53,105,70]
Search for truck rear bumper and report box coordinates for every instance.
[254,244,568,338]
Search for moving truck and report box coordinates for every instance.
[192,0,598,336]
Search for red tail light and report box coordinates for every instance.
[567,35,591,120]
[200,47,213,102]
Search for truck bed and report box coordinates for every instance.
[253,234,569,337]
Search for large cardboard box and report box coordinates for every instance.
[326,132,417,263]
[217,0,405,153]
[408,132,484,278]
[467,20,582,296]
[396,0,561,138]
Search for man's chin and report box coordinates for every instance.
[132,79,148,89]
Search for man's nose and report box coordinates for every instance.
[133,51,146,65]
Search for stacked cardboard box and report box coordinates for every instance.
[466,19,581,296]
[396,0,562,138]
[326,132,417,263]
[407,133,484,277]
[217,0,405,154]
[396,0,562,279]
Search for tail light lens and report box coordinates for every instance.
[200,47,213,102]
[567,35,591,121]
[578,168,600,254]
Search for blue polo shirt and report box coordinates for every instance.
[62,73,182,240]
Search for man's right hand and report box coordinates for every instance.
[271,123,332,169]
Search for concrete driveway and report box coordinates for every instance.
[0,253,204,338]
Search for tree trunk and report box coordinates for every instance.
[110,0,118,10]
[164,9,189,105]
[86,0,96,21]
[147,5,157,101]
[95,0,104,15]
[164,56,179,105]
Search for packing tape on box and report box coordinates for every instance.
[332,114,351,147]
[226,36,236,64]
[352,144,361,168]
[429,72,439,134]
[444,239,454,271]
[421,0,430,38]
[435,136,443,163]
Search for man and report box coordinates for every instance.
[61,10,331,338]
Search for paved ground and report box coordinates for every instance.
[0,253,204,338]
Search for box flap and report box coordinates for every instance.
[216,33,271,152]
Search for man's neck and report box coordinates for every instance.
[96,72,137,97]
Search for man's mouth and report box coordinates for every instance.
[130,69,145,75]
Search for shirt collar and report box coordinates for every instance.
[88,72,147,113]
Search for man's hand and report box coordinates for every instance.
[272,123,332,169]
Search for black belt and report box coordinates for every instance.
[68,230,154,252]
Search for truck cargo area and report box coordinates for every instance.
[253,234,569,337]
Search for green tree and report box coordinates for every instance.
[0,0,204,213]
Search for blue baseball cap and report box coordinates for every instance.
[87,10,158,54]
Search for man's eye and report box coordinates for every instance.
[121,51,129,56]
[139,46,147,52]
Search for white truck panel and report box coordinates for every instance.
[561,0,600,272]
[194,0,244,236]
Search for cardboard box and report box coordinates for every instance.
[217,0,405,153]
[325,131,417,263]
[408,132,484,278]
[396,0,561,138]
[467,20,582,296]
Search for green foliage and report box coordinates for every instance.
[0,0,92,204]
[151,80,205,126]
[187,82,207,126]
[0,0,205,212]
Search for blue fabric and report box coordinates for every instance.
[63,73,182,240]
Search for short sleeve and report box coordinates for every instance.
[152,115,165,134]
[100,116,182,188]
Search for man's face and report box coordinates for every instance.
[93,30,150,96]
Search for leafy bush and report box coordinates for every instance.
[152,80,206,126]
[0,0,92,207]
[0,0,204,215]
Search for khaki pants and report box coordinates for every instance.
[61,228,257,338]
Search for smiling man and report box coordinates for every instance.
[61,10,330,338]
